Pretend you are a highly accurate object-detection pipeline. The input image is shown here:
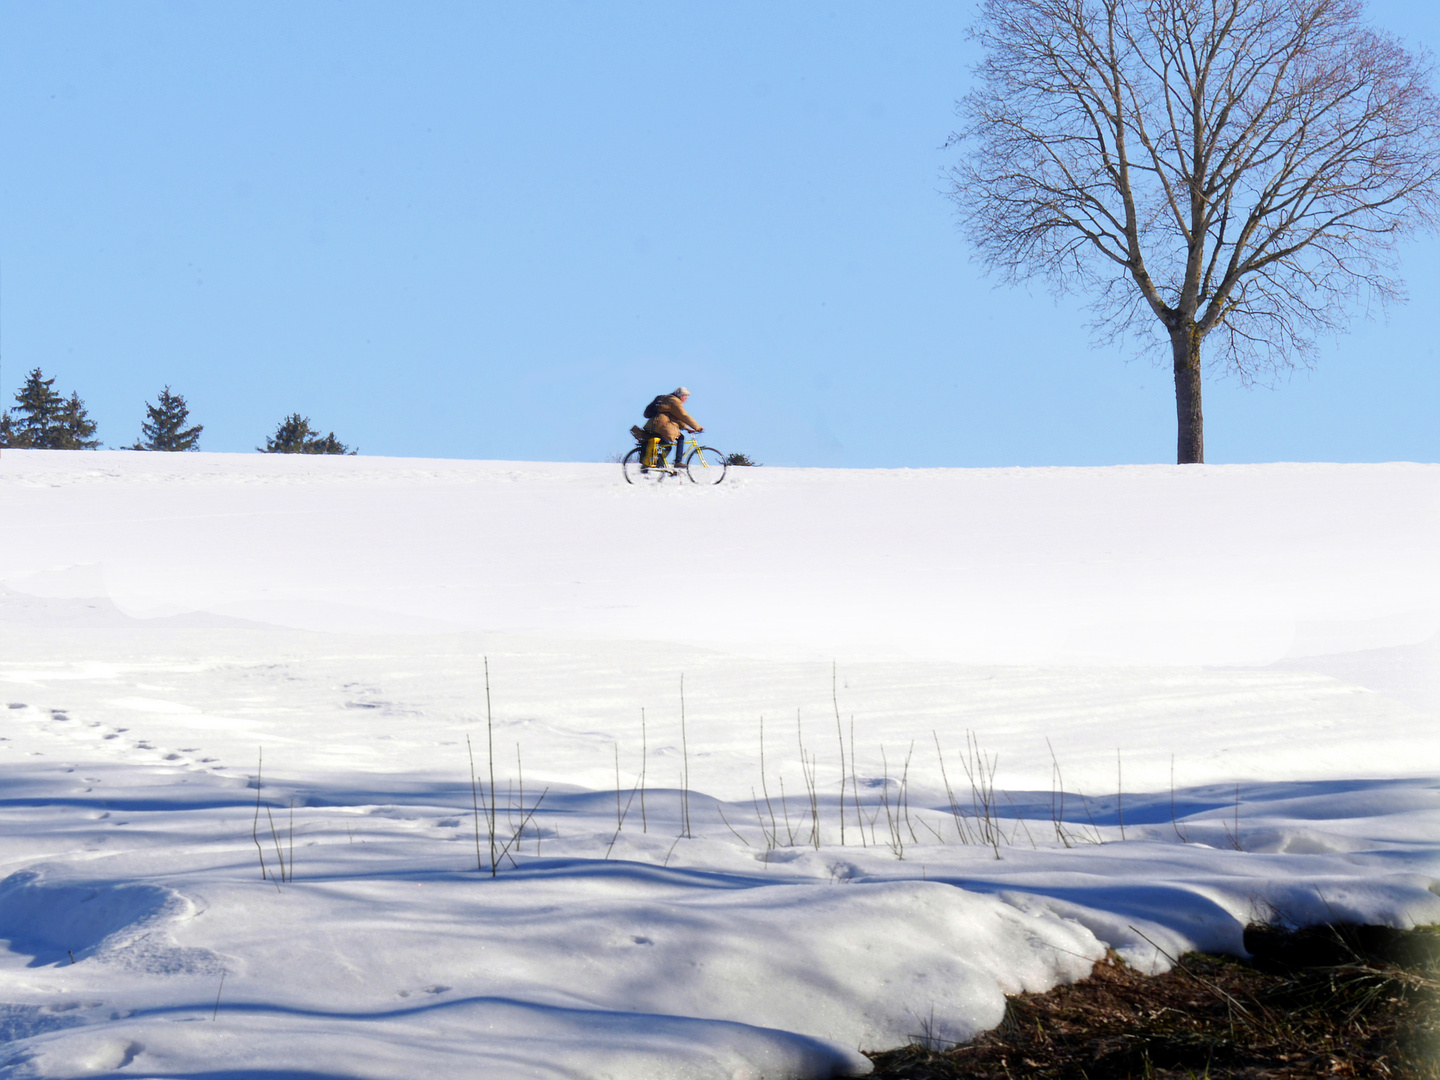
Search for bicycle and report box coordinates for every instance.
[622,432,728,485]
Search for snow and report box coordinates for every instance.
[1,449,1436,1078]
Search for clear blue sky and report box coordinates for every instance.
[1,1,1435,466]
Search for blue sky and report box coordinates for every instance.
[1,1,1435,467]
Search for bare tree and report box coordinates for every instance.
[948,0,1440,462]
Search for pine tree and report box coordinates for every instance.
[259,413,317,453]
[305,431,353,455]
[3,368,100,449]
[7,368,64,447]
[258,413,355,455]
[132,386,203,451]
[54,393,101,449]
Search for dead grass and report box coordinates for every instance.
[866,923,1440,1079]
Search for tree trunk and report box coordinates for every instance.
[1170,326,1204,464]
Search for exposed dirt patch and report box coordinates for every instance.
[866,924,1439,1079]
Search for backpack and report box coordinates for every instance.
[642,394,668,420]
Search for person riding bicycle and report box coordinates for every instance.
[639,387,703,466]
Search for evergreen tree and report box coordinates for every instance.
[259,413,355,455]
[54,393,101,450]
[3,368,100,449]
[131,386,203,451]
[7,368,64,447]
[305,431,353,455]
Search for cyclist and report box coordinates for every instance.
[640,387,703,467]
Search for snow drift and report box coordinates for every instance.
[0,450,1436,1078]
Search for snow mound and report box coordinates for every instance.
[0,870,221,974]
[10,1006,868,1080]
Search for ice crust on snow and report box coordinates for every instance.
[0,450,1436,1078]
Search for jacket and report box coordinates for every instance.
[642,395,701,442]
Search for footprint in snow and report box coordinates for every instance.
[398,985,451,998]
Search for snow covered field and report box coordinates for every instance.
[1,450,1437,1079]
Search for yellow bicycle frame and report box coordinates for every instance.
[643,436,695,468]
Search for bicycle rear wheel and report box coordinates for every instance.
[685,445,728,485]
[623,446,676,485]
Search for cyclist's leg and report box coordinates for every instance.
[673,437,686,467]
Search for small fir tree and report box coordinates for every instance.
[4,368,100,449]
[132,386,203,451]
[259,413,355,455]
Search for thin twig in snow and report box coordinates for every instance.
[759,716,779,843]
[715,801,751,847]
[467,735,483,872]
[484,656,498,875]
[252,748,270,882]
[832,662,846,847]
[1171,754,1188,843]
[1117,748,1126,841]
[495,788,548,869]
[679,675,691,839]
[850,716,866,847]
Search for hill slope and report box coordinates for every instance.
[1,451,1436,1078]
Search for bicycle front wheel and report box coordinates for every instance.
[623,446,676,485]
[685,445,728,485]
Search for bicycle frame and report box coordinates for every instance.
[642,434,699,469]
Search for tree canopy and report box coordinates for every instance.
[949,0,1440,462]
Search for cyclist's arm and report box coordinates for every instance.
[669,401,702,431]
